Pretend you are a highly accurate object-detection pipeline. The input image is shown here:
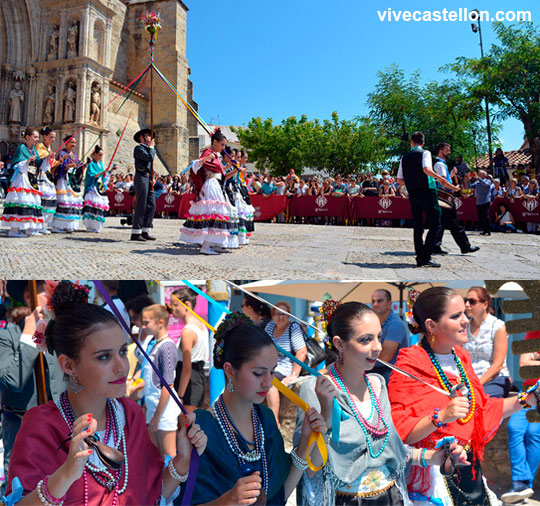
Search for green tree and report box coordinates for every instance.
[367,64,493,167]
[447,22,540,175]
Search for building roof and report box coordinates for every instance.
[476,139,532,169]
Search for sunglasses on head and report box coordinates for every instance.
[464,298,481,306]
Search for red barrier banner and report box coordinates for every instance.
[251,195,288,221]
[351,196,411,219]
[106,190,133,212]
[492,197,540,223]
[156,192,181,213]
[454,196,478,221]
[288,195,351,217]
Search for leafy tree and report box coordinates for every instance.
[447,22,540,175]
[367,64,495,167]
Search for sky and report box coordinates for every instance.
[185,0,540,151]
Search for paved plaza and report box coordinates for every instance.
[1,215,539,279]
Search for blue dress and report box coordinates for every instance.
[175,404,290,505]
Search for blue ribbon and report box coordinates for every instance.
[93,281,198,506]
[1,477,23,506]
[179,281,348,442]
[409,492,445,506]
[434,436,455,450]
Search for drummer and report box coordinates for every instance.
[432,143,480,255]
[397,131,458,268]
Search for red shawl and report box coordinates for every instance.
[7,397,163,505]
[388,345,503,492]
[191,148,223,194]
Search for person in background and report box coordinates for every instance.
[370,289,409,382]
[455,155,471,182]
[469,170,493,236]
[241,294,272,329]
[492,202,521,233]
[168,287,209,415]
[0,281,67,496]
[264,301,307,426]
[501,330,540,504]
[101,280,131,342]
[463,286,511,398]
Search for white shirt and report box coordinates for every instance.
[179,323,209,364]
[463,314,509,378]
[397,149,433,179]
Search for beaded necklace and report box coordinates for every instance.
[212,395,268,493]
[57,392,128,505]
[421,340,476,424]
[329,365,390,459]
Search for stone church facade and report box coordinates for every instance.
[0,0,200,174]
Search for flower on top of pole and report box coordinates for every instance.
[139,10,162,41]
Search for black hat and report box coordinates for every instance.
[133,128,152,143]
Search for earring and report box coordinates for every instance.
[69,373,83,393]
[226,377,234,393]
[337,352,344,367]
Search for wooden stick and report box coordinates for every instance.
[29,281,47,405]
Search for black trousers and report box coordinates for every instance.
[435,204,471,252]
[476,202,491,233]
[408,189,441,264]
[132,171,155,233]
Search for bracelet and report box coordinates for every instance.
[420,448,428,468]
[416,449,422,467]
[36,478,65,506]
[290,447,309,471]
[431,408,447,428]
[518,391,532,409]
[168,458,189,483]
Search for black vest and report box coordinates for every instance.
[401,149,431,192]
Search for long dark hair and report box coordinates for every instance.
[409,287,458,335]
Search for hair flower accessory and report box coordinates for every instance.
[32,319,49,352]
[214,311,252,344]
[404,288,421,328]
[319,299,341,349]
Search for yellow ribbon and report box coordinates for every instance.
[272,377,328,471]
[153,280,216,332]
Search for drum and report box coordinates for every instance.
[437,188,455,209]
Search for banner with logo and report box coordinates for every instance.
[156,192,182,213]
[492,197,540,223]
[250,194,288,221]
[351,196,412,219]
[106,190,133,212]
[454,196,477,221]
[288,195,351,217]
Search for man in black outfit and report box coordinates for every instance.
[397,132,458,267]
[432,142,480,255]
[131,128,157,242]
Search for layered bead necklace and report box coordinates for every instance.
[212,394,268,493]
[329,365,389,458]
[421,340,476,424]
[57,391,128,505]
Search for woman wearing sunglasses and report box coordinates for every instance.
[462,286,511,398]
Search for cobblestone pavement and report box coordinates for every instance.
[1,216,540,279]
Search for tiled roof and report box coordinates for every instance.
[476,140,531,169]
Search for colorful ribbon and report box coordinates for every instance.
[105,112,132,172]
[1,477,23,506]
[93,281,198,506]
[272,377,327,471]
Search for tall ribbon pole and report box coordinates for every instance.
[29,281,47,405]
[150,31,155,186]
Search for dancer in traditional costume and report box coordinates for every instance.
[388,287,539,506]
[295,301,468,506]
[51,135,85,233]
[6,280,207,506]
[220,147,240,249]
[235,150,255,244]
[175,313,327,505]
[82,146,110,232]
[1,127,45,237]
[35,126,60,234]
[179,128,236,255]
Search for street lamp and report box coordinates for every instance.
[471,9,494,173]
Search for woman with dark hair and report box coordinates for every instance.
[295,301,467,506]
[492,202,520,233]
[6,280,207,505]
[180,128,237,255]
[169,287,209,414]
[235,150,255,244]
[36,126,61,233]
[82,145,110,233]
[388,287,539,506]
[1,127,45,237]
[51,135,85,234]
[175,313,326,505]
[463,286,511,398]
[241,294,272,329]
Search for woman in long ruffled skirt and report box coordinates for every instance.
[82,145,110,232]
